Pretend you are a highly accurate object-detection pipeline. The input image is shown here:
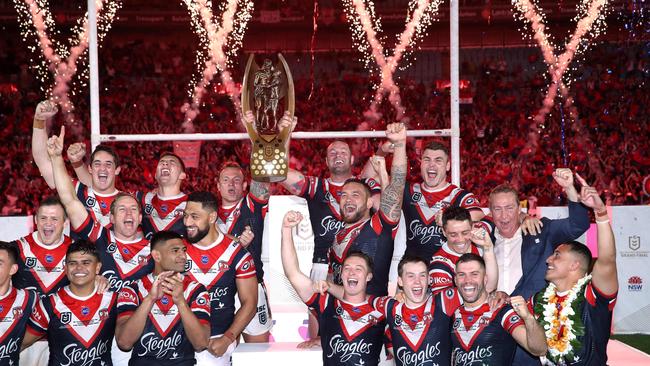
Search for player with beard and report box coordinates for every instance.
[327,122,407,297]
[280,113,380,342]
[24,240,119,366]
[115,231,210,366]
[281,210,386,365]
[10,197,72,295]
[183,191,258,366]
[48,130,153,293]
[451,253,547,366]
[429,206,497,294]
[135,152,188,238]
[530,177,618,366]
[0,241,39,366]
[33,103,121,229]
[363,141,483,260]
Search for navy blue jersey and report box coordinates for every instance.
[217,192,267,283]
[74,215,154,292]
[532,281,617,365]
[329,211,398,296]
[184,235,257,336]
[117,274,211,366]
[74,180,119,231]
[402,182,480,260]
[136,191,187,239]
[11,232,71,295]
[0,287,38,366]
[299,176,380,264]
[378,289,461,366]
[28,287,118,366]
[306,293,385,366]
[451,302,524,366]
[429,243,481,294]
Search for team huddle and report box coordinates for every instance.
[0,101,618,366]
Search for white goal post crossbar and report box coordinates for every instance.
[86,0,462,186]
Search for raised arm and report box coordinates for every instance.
[576,174,617,295]
[470,227,498,293]
[47,126,88,228]
[281,211,316,302]
[509,295,548,356]
[379,123,407,222]
[360,141,394,182]
[67,142,92,187]
[32,100,59,188]
[545,169,590,244]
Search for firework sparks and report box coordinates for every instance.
[343,0,442,122]
[182,0,253,132]
[14,0,121,132]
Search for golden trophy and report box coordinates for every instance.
[241,54,295,183]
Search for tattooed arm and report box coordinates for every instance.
[282,168,308,196]
[249,180,271,201]
[379,123,408,222]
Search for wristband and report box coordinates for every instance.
[33,118,46,129]
[595,210,608,218]
[596,219,610,224]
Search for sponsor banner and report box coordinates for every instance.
[610,206,650,334]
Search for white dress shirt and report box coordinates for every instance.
[494,227,523,295]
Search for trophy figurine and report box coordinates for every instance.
[241,54,295,183]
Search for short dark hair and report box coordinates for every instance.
[489,184,519,204]
[187,191,219,212]
[562,241,593,274]
[423,141,448,157]
[343,178,372,198]
[160,152,186,172]
[109,192,141,216]
[150,230,183,251]
[0,241,19,265]
[397,253,429,277]
[456,253,486,271]
[38,196,67,219]
[90,145,120,167]
[66,240,100,261]
[442,206,472,228]
[344,250,374,273]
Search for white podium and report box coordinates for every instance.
[232,342,322,365]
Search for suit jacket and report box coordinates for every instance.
[507,200,590,365]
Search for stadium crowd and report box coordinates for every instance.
[0,38,647,215]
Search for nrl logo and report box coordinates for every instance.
[144,204,154,215]
[412,192,422,202]
[25,257,37,268]
[629,236,640,251]
[60,312,71,325]
[184,260,192,272]
[106,243,117,254]
[85,197,96,207]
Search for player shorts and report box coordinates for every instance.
[309,262,329,282]
[195,335,237,366]
[234,282,273,336]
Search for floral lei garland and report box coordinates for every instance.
[534,274,592,365]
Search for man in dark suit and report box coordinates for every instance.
[489,168,590,365]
